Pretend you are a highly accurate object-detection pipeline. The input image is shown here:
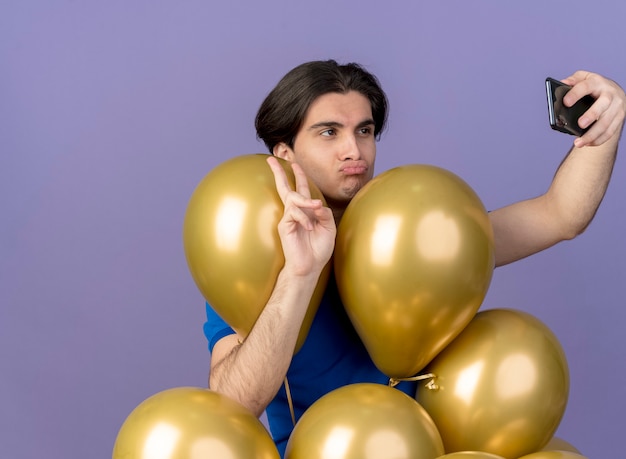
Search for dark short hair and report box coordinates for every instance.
[255,60,388,153]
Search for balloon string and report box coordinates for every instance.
[388,373,438,389]
[285,373,438,428]
[284,376,296,427]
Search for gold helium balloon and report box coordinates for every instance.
[334,164,495,379]
[517,452,588,459]
[112,386,279,459]
[416,309,569,459]
[437,452,506,459]
[285,383,444,459]
[183,154,330,351]
[540,437,581,454]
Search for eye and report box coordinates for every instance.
[358,126,373,136]
[321,129,336,137]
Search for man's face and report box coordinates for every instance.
[274,91,377,210]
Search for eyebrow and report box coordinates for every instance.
[306,118,375,131]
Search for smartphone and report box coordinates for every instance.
[546,77,596,136]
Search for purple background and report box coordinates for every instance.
[2,2,625,458]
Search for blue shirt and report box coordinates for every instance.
[203,275,417,458]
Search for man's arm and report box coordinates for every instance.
[491,71,625,267]
[208,157,336,417]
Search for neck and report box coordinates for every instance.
[325,198,348,226]
[331,207,344,226]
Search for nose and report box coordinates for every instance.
[338,134,361,160]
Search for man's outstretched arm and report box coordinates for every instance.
[491,71,625,267]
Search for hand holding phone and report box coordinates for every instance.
[546,77,596,136]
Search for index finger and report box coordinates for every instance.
[561,71,602,109]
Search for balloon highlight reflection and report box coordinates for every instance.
[335,165,495,379]
[183,154,330,351]
[417,309,569,459]
[285,383,444,459]
[112,387,279,459]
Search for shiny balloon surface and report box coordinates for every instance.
[112,386,279,459]
[517,452,587,459]
[540,437,581,454]
[437,452,506,459]
[335,164,494,378]
[183,154,330,351]
[285,383,444,459]
[417,309,569,459]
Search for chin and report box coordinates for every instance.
[346,177,369,196]
[340,185,363,202]
[326,177,368,203]
[323,191,353,209]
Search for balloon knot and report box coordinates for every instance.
[388,373,438,390]
[425,377,440,391]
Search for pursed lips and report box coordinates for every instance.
[340,161,368,175]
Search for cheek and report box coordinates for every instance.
[366,145,376,171]
[362,138,376,158]
[295,161,329,190]
[310,170,334,193]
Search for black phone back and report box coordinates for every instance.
[546,77,595,136]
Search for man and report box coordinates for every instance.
[203,60,625,456]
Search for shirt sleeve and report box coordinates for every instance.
[203,302,235,352]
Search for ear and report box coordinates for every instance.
[273,142,294,162]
